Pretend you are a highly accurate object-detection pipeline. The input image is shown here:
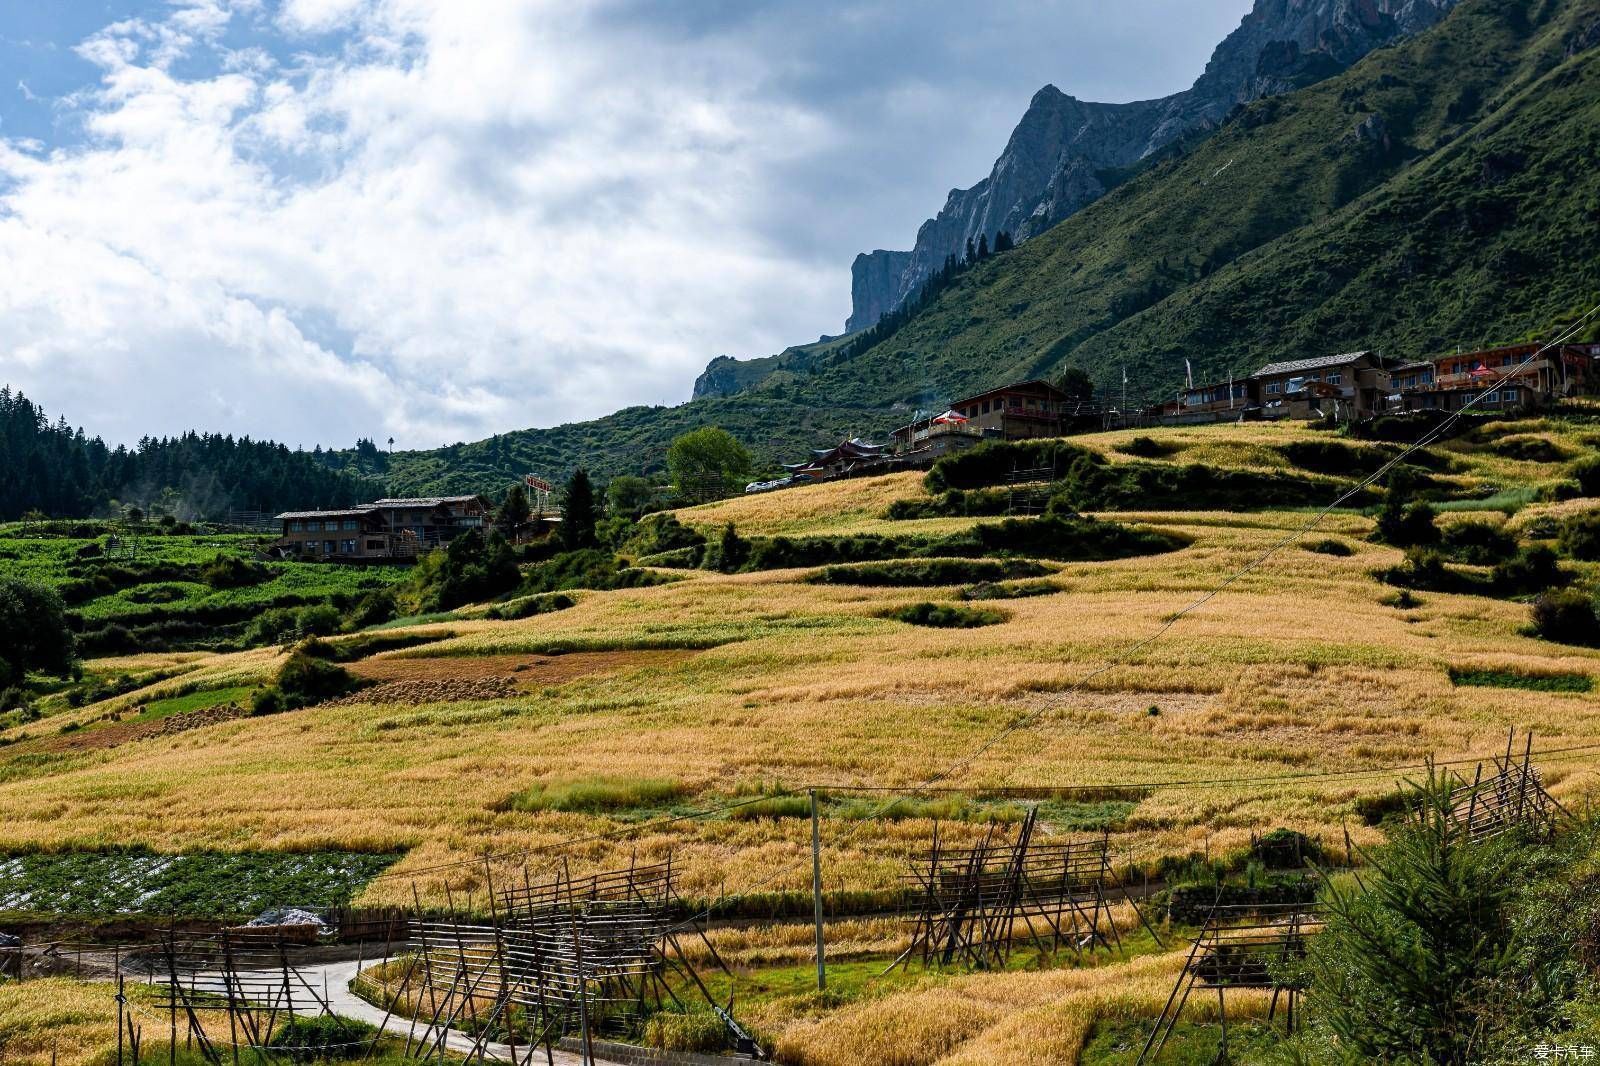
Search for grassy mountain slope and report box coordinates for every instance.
[380,396,881,495]
[378,0,1600,495]
[750,0,1600,408]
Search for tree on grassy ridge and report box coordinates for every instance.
[0,575,76,688]
[667,427,751,502]
[561,468,598,550]
[495,483,531,541]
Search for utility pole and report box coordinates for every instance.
[810,789,827,991]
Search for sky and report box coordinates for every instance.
[0,0,1251,450]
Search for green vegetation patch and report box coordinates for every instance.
[960,578,1062,600]
[0,850,399,918]
[808,558,1051,587]
[881,602,1007,628]
[138,685,257,722]
[496,777,692,817]
[1448,666,1592,692]
[762,514,1184,571]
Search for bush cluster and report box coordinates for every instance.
[883,601,1006,628]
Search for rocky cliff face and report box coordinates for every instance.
[846,0,1461,331]
[846,250,913,333]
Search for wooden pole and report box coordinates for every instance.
[810,789,827,992]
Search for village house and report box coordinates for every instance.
[272,494,493,561]
[1253,351,1389,421]
[782,438,893,482]
[1388,342,1600,413]
[890,380,1071,455]
[1176,376,1257,419]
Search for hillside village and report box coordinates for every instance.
[4,0,1600,1064]
[758,339,1600,493]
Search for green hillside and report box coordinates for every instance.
[750,0,1600,406]
[378,0,1600,495]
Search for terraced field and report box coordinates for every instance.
[4,415,1600,1063]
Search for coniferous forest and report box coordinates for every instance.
[0,387,383,522]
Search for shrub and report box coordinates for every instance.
[1303,537,1353,557]
[1492,435,1570,462]
[1440,520,1517,565]
[1374,501,1440,548]
[1489,545,1568,596]
[251,688,285,716]
[521,549,674,594]
[703,523,750,573]
[925,439,1096,492]
[1529,590,1599,646]
[1280,439,1390,476]
[1251,828,1322,869]
[486,593,576,621]
[960,579,1060,600]
[809,559,1050,587]
[1570,455,1600,496]
[882,602,1006,628]
[347,588,397,629]
[200,554,267,589]
[1559,512,1600,561]
[266,647,365,711]
[295,603,343,637]
[1378,548,1471,594]
[244,607,300,646]
[268,1015,375,1062]
[1118,435,1171,458]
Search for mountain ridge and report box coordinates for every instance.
[356,0,1598,496]
[843,0,1462,334]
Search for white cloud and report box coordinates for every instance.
[0,0,844,448]
[0,0,1249,450]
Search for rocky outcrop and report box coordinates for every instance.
[845,0,1462,332]
[846,250,913,332]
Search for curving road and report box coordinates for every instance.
[307,959,622,1066]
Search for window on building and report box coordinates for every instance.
[288,520,302,532]
[341,539,356,554]
[1326,373,1342,385]
[304,541,319,553]
[324,540,336,554]
[366,540,385,551]
[343,519,358,531]
[1266,382,1281,394]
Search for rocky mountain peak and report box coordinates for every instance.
[841,0,1462,334]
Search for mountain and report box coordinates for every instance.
[352,0,1597,498]
[844,0,1463,333]
[738,0,1600,412]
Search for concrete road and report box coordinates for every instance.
[305,959,621,1066]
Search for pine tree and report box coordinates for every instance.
[977,233,990,259]
[964,237,977,266]
[561,468,598,550]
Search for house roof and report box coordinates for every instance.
[362,495,486,509]
[951,378,1067,408]
[274,509,373,520]
[1253,351,1374,378]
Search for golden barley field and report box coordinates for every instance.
[3,416,1600,1062]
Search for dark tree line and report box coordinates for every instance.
[0,387,384,521]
